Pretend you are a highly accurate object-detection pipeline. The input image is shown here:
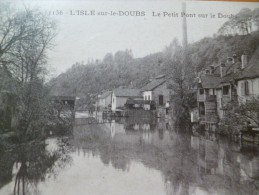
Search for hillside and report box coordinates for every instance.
[48,31,259,101]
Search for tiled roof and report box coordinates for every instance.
[140,77,166,91]
[200,74,221,89]
[113,88,142,97]
[99,91,112,99]
[235,47,259,81]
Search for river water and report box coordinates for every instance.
[0,114,259,195]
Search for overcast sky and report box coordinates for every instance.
[12,0,259,76]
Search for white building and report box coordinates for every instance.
[111,88,142,112]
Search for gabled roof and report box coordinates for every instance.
[99,91,112,99]
[200,74,221,89]
[113,88,141,97]
[235,47,259,81]
[140,76,166,91]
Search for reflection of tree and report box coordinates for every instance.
[2,138,73,195]
[73,121,259,195]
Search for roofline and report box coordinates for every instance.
[235,75,259,81]
[140,80,166,92]
[115,95,142,97]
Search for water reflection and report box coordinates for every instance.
[0,138,72,195]
[0,116,259,195]
[73,117,259,195]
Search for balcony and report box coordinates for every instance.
[198,94,216,102]
[206,95,216,102]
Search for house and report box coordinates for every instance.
[196,54,245,123]
[235,48,259,104]
[197,70,221,123]
[140,75,171,107]
[97,91,112,111]
[111,88,142,112]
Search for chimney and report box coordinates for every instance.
[241,54,248,69]
[220,63,226,77]
[182,2,188,49]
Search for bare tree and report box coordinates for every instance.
[0,2,57,137]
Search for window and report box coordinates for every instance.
[241,82,244,96]
[144,96,147,100]
[244,80,249,95]
[199,102,205,115]
[199,89,204,95]
[223,85,230,95]
[159,95,164,105]
[148,95,150,100]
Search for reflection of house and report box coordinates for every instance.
[97,91,112,111]
[111,88,142,112]
[110,120,125,139]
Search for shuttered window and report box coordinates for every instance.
[245,81,249,95]
[241,82,245,96]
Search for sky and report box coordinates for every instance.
[11,0,259,76]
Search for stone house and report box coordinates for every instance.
[140,75,172,117]
[197,71,221,124]
[235,48,259,104]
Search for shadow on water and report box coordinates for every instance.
[0,136,73,195]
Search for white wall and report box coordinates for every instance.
[237,78,259,103]
[111,93,129,112]
[143,91,152,100]
[216,89,224,119]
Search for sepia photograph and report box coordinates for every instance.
[1,0,259,194]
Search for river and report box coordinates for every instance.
[0,114,259,195]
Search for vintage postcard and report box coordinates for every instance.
[1,0,259,194]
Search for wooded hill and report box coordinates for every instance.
[49,8,259,107]
[49,32,259,94]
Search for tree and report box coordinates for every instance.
[102,53,114,65]
[0,2,57,137]
[221,98,259,134]
[164,40,196,126]
[218,8,259,35]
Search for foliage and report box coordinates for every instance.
[50,31,259,111]
[163,40,196,126]
[0,2,58,138]
[218,8,259,35]
[219,98,259,135]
